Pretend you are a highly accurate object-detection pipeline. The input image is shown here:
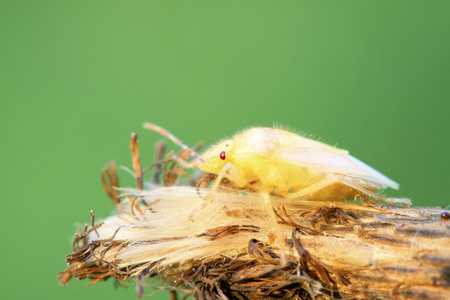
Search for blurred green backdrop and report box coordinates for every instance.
[1,1,449,299]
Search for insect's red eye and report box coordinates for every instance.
[219,151,226,160]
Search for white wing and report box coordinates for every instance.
[274,147,399,190]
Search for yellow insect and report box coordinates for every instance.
[144,123,407,205]
[143,123,409,263]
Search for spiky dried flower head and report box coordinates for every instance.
[59,132,450,299]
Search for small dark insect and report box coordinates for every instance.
[441,212,450,219]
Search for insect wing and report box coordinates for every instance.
[274,147,399,190]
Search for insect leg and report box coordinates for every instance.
[341,179,411,206]
[189,163,233,221]
[285,176,411,206]
[261,192,287,265]
[205,162,233,202]
[283,177,339,199]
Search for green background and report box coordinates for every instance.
[1,1,449,299]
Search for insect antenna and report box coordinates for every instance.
[143,122,207,165]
